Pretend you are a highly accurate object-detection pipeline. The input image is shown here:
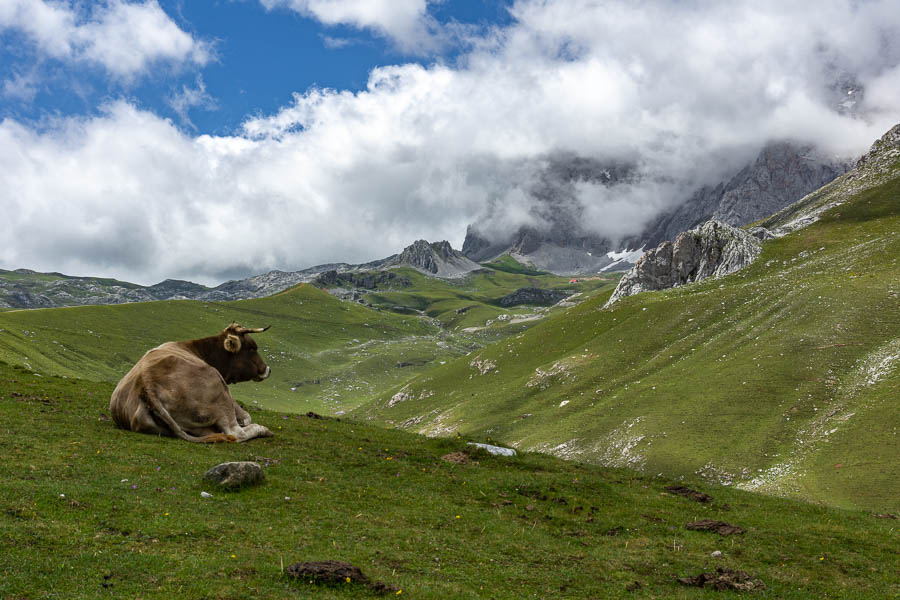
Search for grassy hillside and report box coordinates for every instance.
[354,159,900,513]
[0,269,616,415]
[1,361,897,598]
[0,284,445,414]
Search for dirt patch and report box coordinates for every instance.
[665,485,713,503]
[286,560,398,595]
[441,452,473,464]
[873,513,898,520]
[305,411,324,419]
[676,568,765,592]
[686,520,745,536]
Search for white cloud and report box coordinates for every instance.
[2,71,39,101]
[260,0,439,53]
[166,75,217,129]
[0,0,211,78]
[2,0,900,285]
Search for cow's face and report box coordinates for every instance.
[222,324,271,384]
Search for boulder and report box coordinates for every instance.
[203,461,265,490]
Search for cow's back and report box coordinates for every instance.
[109,342,226,432]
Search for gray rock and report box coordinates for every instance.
[746,226,775,241]
[498,287,569,307]
[203,461,265,490]
[467,442,517,457]
[605,220,761,307]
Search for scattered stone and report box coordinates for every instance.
[305,411,324,419]
[664,485,713,503]
[200,491,213,498]
[625,581,642,592]
[467,442,517,457]
[686,520,745,536]
[873,513,898,520]
[676,568,766,592]
[285,560,398,594]
[203,461,265,490]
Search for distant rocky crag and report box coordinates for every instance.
[604,220,761,307]
[380,240,482,278]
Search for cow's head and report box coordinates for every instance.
[220,322,271,384]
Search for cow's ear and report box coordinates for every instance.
[224,333,242,353]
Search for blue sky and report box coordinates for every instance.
[2,1,899,285]
[0,0,513,134]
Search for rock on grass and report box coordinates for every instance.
[203,461,265,490]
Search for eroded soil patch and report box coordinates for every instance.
[286,560,398,594]
[686,519,745,536]
[665,485,713,503]
[676,567,766,592]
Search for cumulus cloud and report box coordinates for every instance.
[259,0,441,54]
[2,0,900,285]
[0,0,211,78]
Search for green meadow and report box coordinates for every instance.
[1,362,897,598]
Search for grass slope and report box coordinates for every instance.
[0,269,616,416]
[0,284,443,414]
[1,361,897,598]
[354,163,900,513]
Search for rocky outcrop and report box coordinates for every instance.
[605,220,761,307]
[314,270,411,290]
[498,287,569,307]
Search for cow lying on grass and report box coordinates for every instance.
[109,323,274,443]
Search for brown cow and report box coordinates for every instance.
[109,323,274,443]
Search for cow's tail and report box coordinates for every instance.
[141,390,237,444]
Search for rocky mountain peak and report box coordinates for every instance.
[385,240,482,278]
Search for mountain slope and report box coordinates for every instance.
[353,129,900,512]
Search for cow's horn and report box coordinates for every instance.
[236,325,270,334]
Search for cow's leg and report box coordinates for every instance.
[234,402,252,427]
[217,420,273,442]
